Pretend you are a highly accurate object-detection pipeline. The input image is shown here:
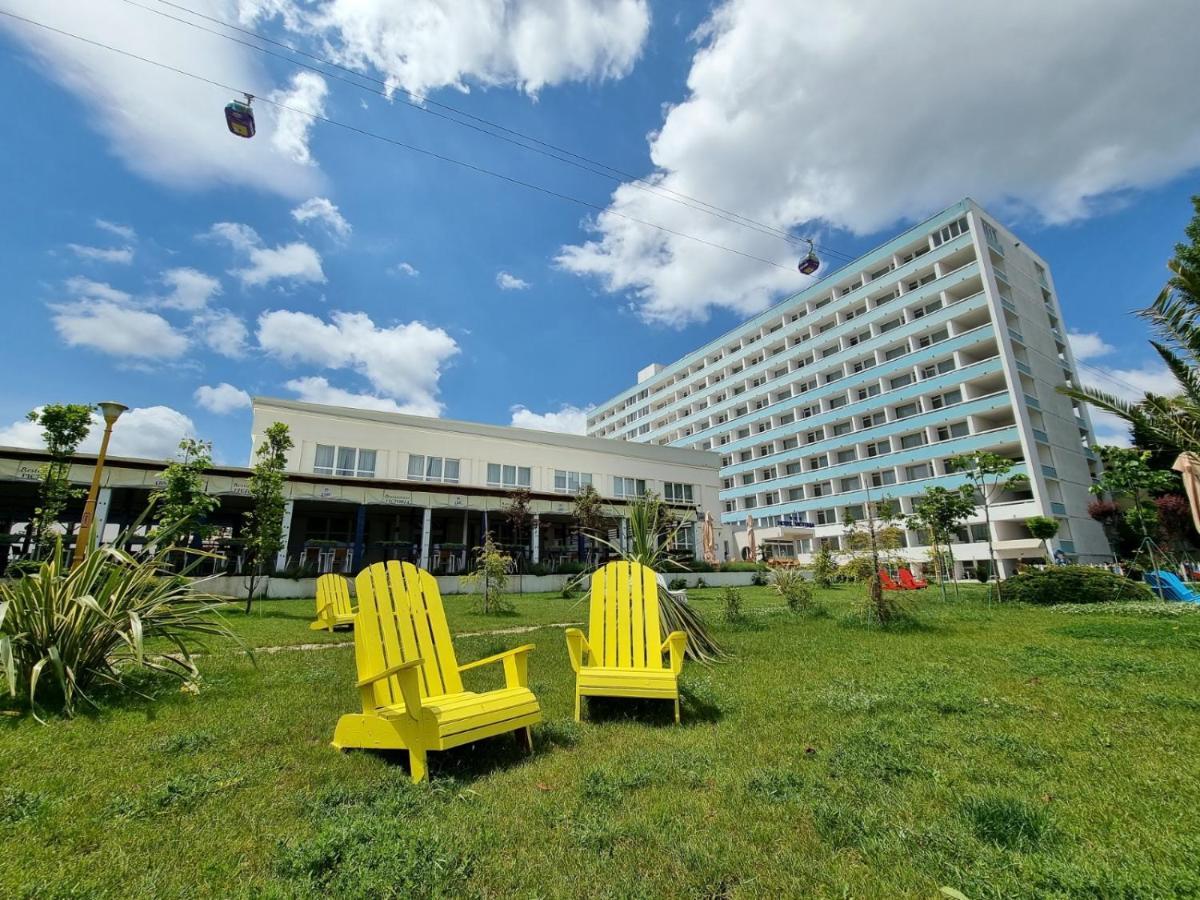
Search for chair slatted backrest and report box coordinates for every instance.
[317,574,354,618]
[354,561,464,709]
[587,561,664,670]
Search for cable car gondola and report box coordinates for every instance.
[225,93,255,138]
[797,240,820,276]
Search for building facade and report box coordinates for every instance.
[251,398,726,573]
[587,199,1111,576]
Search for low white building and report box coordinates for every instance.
[251,398,729,573]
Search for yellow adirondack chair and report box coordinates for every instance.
[332,561,541,782]
[310,573,357,631]
[565,561,687,723]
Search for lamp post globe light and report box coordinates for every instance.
[70,401,127,569]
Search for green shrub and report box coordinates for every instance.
[721,587,746,624]
[1002,566,1153,605]
[695,577,708,589]
[555,561,587,575]
[667,577,688,591]
[771,566,816,613]
[720,561,766,573]
[0,537,236,718]
[686,560,715,573]
[527,563,549,577]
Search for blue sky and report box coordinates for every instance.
[2,0,1198,463]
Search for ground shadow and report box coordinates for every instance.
[582,689,723,727]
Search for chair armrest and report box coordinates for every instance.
[660,631,687,675]
[357,658,423,718]
[356,658,424,687]
[459,644,535,688]
[565,628,590,674]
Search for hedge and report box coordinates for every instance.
[1002,566,1154,605]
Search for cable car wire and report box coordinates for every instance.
[0,7,806,272]
[115,0,857,263]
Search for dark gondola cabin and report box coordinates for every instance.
[797,243,820,275]
[225,96,255,138]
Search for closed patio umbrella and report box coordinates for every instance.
[1172,453,1200,534]
[745,514,757,562]
[702,511,718,565]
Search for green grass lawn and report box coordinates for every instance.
[3,585,1200,898]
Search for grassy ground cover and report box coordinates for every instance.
[3,584,1199,897]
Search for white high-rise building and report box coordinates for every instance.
[587,199,1111,576]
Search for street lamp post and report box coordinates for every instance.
[70,401,127,569]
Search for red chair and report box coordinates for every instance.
[878,569,904,591]
[899,567,927,589]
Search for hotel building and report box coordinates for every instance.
[587,199,1111,576]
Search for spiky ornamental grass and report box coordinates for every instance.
[0,536,239,721]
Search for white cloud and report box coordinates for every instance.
[284,375,420,414]
[1078,361,1179,447]
[391,262,419,277]
[509,404,592,435]
[195,382,252,414]
[95,219,136,242]
[0,405,195,459]
[1068,331,1116,361]
[209,222,325,286]
[160,267,222,310]
[258,310,459,414]
[191,308,249,357]
[558,0,1200,325]
[67,243,134,264]
[292,196,351,239]
[244,0,650,98]
[2,1,322,198]
[496,271,531,291]
[52,299,188,359]
[269,71,327,166]
[65,276,131,305]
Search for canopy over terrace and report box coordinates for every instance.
[0,446,703,577]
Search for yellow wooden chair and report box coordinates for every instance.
[332,561,541,782]
[565,561,687,723]
[310,573,357,631]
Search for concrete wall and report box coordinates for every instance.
[196,571,762,599]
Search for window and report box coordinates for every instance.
[884,345,907,361]
[879,317,903,333]
[931,216,968,247]
[664,482,694,503]
[889,373,914,389]
[811,481,832,497]
[406,455,459,483]
[814,508,835,525]
[905,463,932,481]
[861,412,882,428]
[895,402,919,419]
[840,476,861,492]
[837,448,857,464]
[917,328,949,348]
[315,444,376,477]
[488,463,531,488]
[809,455,828,470]
[866,440,891,458]
[554,470,594,494]
[930,389,962,410]
[781,437,799,451]
[806,430,822,445]
[785,462,803,476]
[832,421,853,437]
[858,384,882,401]
[982,220,1002,252]
[936,422,970,441]
[743,496,757,510]
[829,395,848,410]
[613,476,647,498]
[900,432,926,450]
[871,469,897,487]
[788,487,805,501]
[922,359,955,378]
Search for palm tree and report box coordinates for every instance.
[1060,254,1200,453]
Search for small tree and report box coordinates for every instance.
[949,451,1028,601]
[1025,515,1061,562]
[841,496,902,625]
[242,423,293,611]
[460,532,514,614]
[25,404,93,556]
[1090,445,1178,570]
[571,483,611,561]
[809,544,837,588]
[152,438,220,546]
[908,485,976,601]
[502,488,532,556]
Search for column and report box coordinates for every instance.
[351,504,367,572]
[418,507,432,570]
[531,514,540,565]
[619,517,628,554]
[92,487,113,548]
[274,499,294,570]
